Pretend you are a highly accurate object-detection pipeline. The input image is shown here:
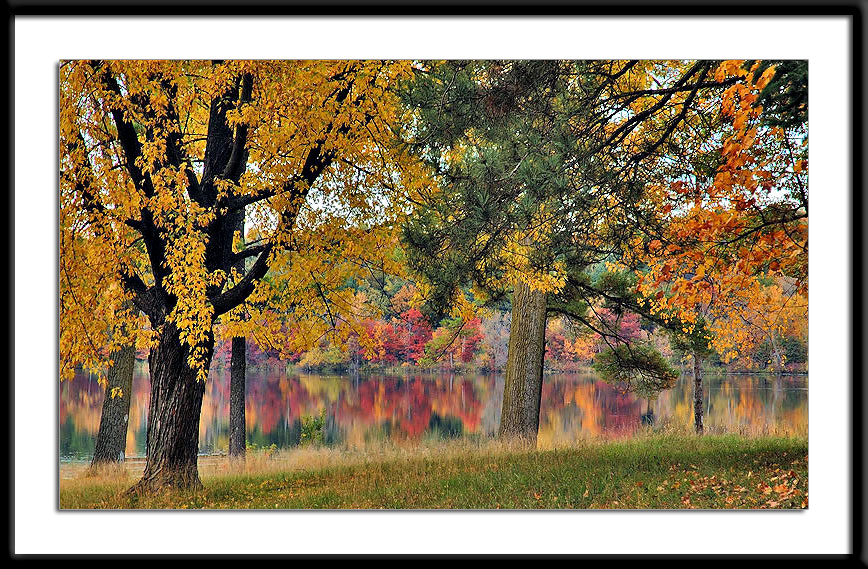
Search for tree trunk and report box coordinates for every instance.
[91,344,135,465]
[228,210,247,459]
[693,351,704,434]
[498,279,547,443]
[770,332,783,375]
[130,322,212,493]
[229,336,246,458]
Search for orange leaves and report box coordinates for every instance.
[621,58,807,366]
[714,60,747,83]
[755,65,777,90]
[629,187,806,367]
[742,128,757,149]
[660,263,672,279]
[732,111,749,132]
[670,180,689,195]
[563,334,597,363]
[682,474,803,509]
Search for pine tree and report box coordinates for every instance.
[401,60,741,442]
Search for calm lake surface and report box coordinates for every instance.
[59,363,807,461]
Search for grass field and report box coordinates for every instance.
[59,433,807,510]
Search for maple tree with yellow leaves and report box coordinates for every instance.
[60,60,429,490]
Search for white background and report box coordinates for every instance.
[15,16,852,555]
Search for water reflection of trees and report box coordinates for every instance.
[59,365,808,458]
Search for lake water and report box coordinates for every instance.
[59,363,807,461]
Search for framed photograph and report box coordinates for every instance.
[10,2,862,559]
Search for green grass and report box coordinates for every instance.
[59,434,807,510]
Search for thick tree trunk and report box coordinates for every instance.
[91,344,135,465]
[693,351,704,434]
[130,322,212,493]
[229,336,246,458]
[498,279,547,443]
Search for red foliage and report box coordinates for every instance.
[459,318,483,363]
[398,308,434,363]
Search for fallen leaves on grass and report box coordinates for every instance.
[672,466,806,509]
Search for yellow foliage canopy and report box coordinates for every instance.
[60,60,431,380]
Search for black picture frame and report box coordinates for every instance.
[8,1,864,561]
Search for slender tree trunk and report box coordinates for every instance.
[91,344,135,465]
[228,210,247,459]
[693,351,704,434]
[130,322,212,492]
[229,336,246,458]
[498,280,547,443]
[770,332,783,375]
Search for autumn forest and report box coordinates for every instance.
[59,59,808,508]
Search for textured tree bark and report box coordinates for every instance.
[228,209,247,459]
[130,322,212,492]
[498,280,547,444]
[229,336,246,458]
[91,344,135,465]
[693,351,704,434]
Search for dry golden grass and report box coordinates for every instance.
[61,436,541,485]
[59,429,807,510]
[60,420,807,488]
